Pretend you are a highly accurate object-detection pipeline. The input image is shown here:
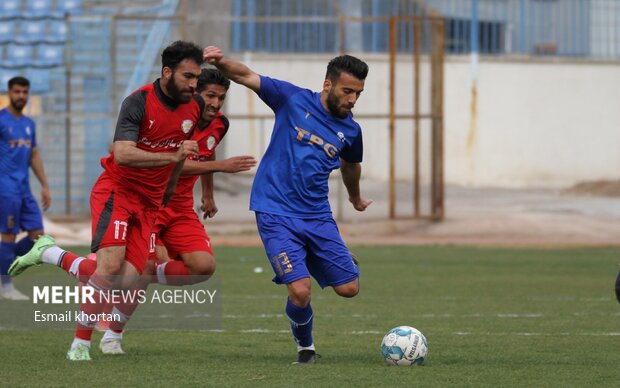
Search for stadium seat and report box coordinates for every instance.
[49,20,67,43]
[7,44,34,67]
[20,20,47,43]
[26,68,50,93]
[36,44,64,66]
[0,21,15,43]
[57,0,82,15]
[0,70,21,92]
[0,0,21,18]
[26,0,53,17]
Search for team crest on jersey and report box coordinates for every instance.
[181,119,194,134]
[206,135,216,150]
[25,126,31,136]
[337,131,346,143]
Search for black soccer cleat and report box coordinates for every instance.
[293,350,321,365]
[615,265,620,304]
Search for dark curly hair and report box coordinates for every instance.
[326,55,369,82]
[161,40,203,71]
[197,68,231,92]
[8,76,30,90]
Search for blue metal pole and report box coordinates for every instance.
[247,0,255,50]
[232,0,241,51]
[519,0,526,53]
[471,0,478,54]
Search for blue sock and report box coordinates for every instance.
[0,242,17,285]
[286,298,313,348]
[15,236,35,256]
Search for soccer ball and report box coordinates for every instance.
[380,326,428,366]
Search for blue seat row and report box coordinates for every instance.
[0,43,64,68]
[1,0,81,18]
[0,67,52,92]
[0,20,67,43]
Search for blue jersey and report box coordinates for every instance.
[0,108,37,196]
[250,76,363,218]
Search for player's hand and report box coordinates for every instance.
[201,196,218,219]
[41,186,51,211]
[350,196,372,212]
[220,155,257,173]
[174,140,199,162]
[203,46,224,66]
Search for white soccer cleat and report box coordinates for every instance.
[99,337,125,355]
[0,285,30,300]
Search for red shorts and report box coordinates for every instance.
[149,205,213,261]
[90,172,158,274]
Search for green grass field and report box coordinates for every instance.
[2,246,619,387]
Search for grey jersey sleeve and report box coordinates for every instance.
[113,90,147,142]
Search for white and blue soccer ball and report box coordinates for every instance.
[380,326,428,366]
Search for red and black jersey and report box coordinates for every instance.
[167,112,229,209]
[101,79,205,206]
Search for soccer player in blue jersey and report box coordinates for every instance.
[204,46,372,364]
[0,76,51,300]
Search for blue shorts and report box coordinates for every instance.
[255,212,359,289]
[0,193,44,234]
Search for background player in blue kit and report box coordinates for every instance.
[0,76,51,300]
[204,46,372,364]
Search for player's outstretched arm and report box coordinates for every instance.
[182,155,257,175]
[340,159,372,212]
[30,147,51,211]
[204,46,261,93]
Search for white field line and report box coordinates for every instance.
[454,332,620,336]
[217,312,620,320]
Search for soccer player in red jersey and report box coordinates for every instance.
[10,41,207,361]
[97,69,256,353]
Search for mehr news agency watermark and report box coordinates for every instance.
[31,285,218,323]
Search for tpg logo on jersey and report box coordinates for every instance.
[294,126,338,158]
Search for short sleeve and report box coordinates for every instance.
[340,129,363,163]
[258,75,303,112]
[113,90,146,142]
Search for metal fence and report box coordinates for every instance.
[230,0,620,59]
[3,0,619,217]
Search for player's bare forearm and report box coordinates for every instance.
[341,159,362,198]
[113,141,179,167]
[30,148,50,189]
[30,147,52,210]
[340,159,372,211]
[203,46,261,92]
[182,155,257,175]
[200,173,217,218]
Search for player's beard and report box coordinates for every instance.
[10,98,26,112]
[326,89,352,119]
[168,75,194,104]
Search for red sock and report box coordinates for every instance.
[74,273,111,341]
[60,252,96,283]
[108,287,146,333]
